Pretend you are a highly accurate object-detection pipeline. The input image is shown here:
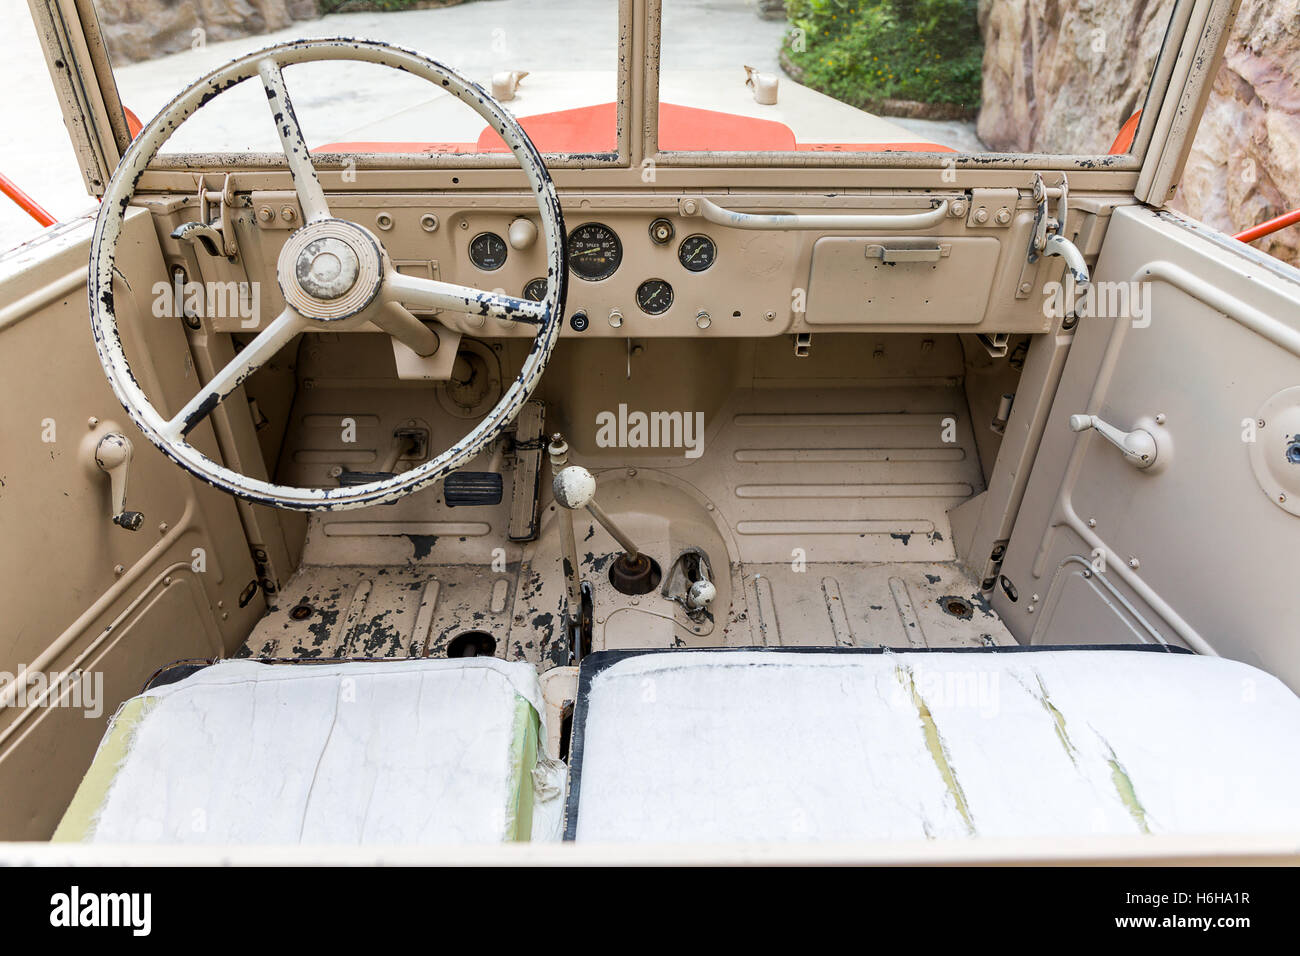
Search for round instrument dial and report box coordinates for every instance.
[568,223,622,281]
[523,277,549,302]
[636,278,674,315]
[468,232,508,271]
[678,234,716,272]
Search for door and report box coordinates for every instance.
[0,209,263,838]
[994,204,1300,690]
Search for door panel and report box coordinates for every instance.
[995,206,1300,690]
[0,209,263,838]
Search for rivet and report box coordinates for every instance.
[1155,413,1167,424]
[764,311,776,321]
[420,213,439,232]
[376,212,394,231]
[158,522,168,533]
[1019,282,1033,294]
[88,417,99,428]
[113,564,125,576]
[1027,604,1035,614]
[1128,557,1140,569]
[1087,517,1097,528]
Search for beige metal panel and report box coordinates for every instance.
[0,209,262,837]
[2,832,1296,864]
[993,205,1300,688]
[804,236,1001,326]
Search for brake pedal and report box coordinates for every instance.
[444,471,503,507]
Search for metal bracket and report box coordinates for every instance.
[172,174,239,258]
[793,332,812,357]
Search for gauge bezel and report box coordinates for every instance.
[635,278,674,315]
[677,233,717,273]
[468,231,508,271]
[567,222,623,281]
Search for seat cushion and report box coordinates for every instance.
[565,648,1300,842]
[54,658,564,844]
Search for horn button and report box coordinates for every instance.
[277,220,384,321]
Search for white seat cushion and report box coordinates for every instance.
[55,658,564,845]
[567,649,1300,842]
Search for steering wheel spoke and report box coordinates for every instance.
[163,309,306,441]
[258,57,331,223]
[386,270,547,326]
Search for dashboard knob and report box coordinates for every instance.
[608,308,624,328]
[508,217,537,250]
[696,310,711,329]
[569,310,589,332]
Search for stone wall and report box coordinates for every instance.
[99,0,322,64]
[976,0,1177,155]
[1173,1,1300,266]
[977,0,1300,266]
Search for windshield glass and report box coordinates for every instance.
[93,0,620,157]
[657,0,1177,157]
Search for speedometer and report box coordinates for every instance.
[567,223,622,281]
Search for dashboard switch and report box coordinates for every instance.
[569,310,590,332]
[696,310,711,330]
[608,308,624,328]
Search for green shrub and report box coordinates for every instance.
[785,0,982,110]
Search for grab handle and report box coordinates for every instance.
[678,197,950,231]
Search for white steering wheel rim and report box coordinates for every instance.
[89,38,567,511]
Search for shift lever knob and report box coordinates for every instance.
[553,465,597,510]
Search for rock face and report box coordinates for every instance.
[1172,0,1300,266]
[98,0,322,64]
[976,0,1177,155]
[977,0,1300,267]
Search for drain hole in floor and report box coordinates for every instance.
[289,604,313,621]
[940,596,973,619]
[447,631,497,658]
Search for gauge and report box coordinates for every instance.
[636,278,674,315]
[469,232,508,271]
[568,223,622,281]
[678,234,716,272]
[523,277,549,302]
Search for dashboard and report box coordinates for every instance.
[202,192,1075,338]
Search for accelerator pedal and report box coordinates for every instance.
[444,471,504,507]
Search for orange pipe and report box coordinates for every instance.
[1235,207,1300,244]
[0,172,56,227]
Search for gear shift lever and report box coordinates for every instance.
[552,463,657,595]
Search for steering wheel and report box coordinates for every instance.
[89,38,567,510]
